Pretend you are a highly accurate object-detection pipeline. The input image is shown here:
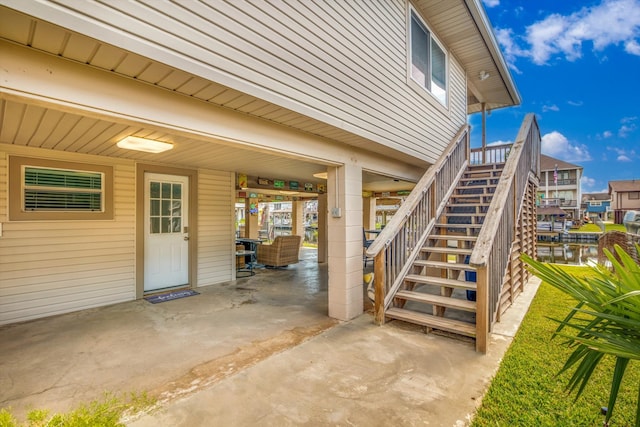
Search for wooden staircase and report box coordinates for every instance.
[385,163,504,338]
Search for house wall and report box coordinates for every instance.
[10,0,468,164]
[0,145,234,325]
[612,191,640,211]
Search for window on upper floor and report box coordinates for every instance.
[409,9,447,105]
[630,191,640,199]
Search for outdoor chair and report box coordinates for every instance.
[363,228,375,267]
[256,235,301,268]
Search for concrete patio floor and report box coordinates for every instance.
[0,248,540,426]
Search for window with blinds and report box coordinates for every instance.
[8,156,114,221]
[409,9,448,105]
[24,167,104,211]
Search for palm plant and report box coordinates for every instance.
[522,244,640,427]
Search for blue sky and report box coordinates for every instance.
[469,0,640,193]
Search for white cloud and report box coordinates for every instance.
[626,39,640,54]
[618,116,638,137]
[487,140,513,146]
[494,28,524,73]
[541,131,592,161]
[567,100,584,107]
[498,0,640,65]
[542,104,559,112]
[581,175,596,190]
[602,130,613,138]
[483,0,500,7]
[608,146,637,161]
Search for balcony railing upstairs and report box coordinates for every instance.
[469,113,541,352]
[366,125,470,322]
[470,143,511,165]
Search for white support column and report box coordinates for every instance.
[327,163,363,321]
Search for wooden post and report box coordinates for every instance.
[475,265,489,353]
[374,251,386,325]
[481,102,487,164]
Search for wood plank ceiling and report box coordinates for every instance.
[0,5,417,193]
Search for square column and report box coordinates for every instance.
[291,199,304,238]
[327,164,363,321]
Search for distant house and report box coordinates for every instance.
[538,154,583,220]
[581,192,611,221]
[609,180,640,223]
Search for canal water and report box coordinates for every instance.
[536,243,598,265]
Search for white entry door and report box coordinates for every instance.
[144,173,189,291]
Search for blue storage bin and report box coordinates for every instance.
[464,256,477,301]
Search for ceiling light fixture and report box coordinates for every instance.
[117,136,173,153]
[479,70,490,81]
[313,172,328,179]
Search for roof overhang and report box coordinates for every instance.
[416,0,521,113]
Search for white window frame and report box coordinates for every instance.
[408,7,448,106]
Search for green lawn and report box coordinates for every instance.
[471,265,639,426]
[572,222,627,233]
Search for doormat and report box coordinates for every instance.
[144,289,199,304]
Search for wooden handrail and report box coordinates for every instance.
[366,125,469,257]
[469,113,540,352]
[367,124,470,322]
[469,114,539,267]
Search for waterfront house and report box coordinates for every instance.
[538,154,583,221]
[609,179,640,223]
[0,1,538,352]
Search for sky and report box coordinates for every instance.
[469,0,640,194]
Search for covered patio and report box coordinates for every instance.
[0,246,539,425]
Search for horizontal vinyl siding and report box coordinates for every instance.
[197,170,234,286]
[18,0,467,163]
[0,146,136,325]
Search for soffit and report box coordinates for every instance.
[0,5,417,193]
[414,0,520,113]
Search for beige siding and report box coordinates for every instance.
[0,146,136,325]
[197,170,235,286]
[0,146,238,324]
[15,0,467,163]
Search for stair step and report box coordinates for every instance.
[421,247,473,255]
[396,290,477,312]
[405,274,477,289]
[429,235,478,242]
[386,307,476,337]
[450,195,493,201]
[443,213,486,220]
[413,260,476,270]
[435,223,483,229]
[447,202,491,208]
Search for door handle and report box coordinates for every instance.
[184,236,190,241]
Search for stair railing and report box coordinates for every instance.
[469,113,541,353]
[366,125,470,324]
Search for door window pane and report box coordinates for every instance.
[149,180,183,234]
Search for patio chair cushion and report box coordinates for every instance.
[256,235,301,267]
